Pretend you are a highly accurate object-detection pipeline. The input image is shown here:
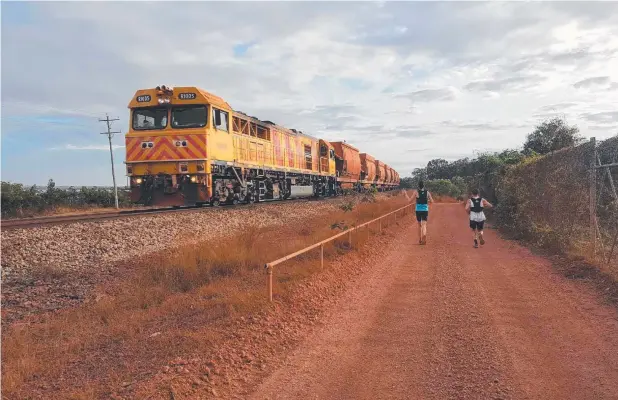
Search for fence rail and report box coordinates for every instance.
[264,202,414,301]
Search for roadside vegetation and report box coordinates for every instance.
[1,179,132,218]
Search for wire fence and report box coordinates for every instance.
[496,135,618,270]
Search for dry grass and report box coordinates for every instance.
[1,193,411,399]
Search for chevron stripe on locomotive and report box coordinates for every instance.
[126,86,400,206]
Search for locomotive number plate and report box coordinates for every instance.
[178,93,196,100]
[136,95,151,102]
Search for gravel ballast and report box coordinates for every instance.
[1,199,344,282]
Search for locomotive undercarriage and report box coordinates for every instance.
[209,165,336,206]
[131,166,394,207]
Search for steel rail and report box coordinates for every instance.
[0,206,203,230]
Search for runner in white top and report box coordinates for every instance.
[465,189,493,248]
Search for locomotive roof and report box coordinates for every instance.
[232,110,317,140]
[128,86,232,110]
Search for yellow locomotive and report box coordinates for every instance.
[125,85,399,206]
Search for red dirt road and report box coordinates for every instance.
[248,204,618,400]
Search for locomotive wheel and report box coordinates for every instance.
[232,198,239,205]
[211,198,221,207]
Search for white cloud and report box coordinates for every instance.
[396,87,458,103]
[573,76,613,89]
[50,144,124,151]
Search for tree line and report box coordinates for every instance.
[400,116,584,201]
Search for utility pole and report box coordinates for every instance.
[100,114,121,209]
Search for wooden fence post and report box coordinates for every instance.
[320,243,324,269]
[266,264,273,302]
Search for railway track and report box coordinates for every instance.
[0,196,342,230]
[0,206,205,230]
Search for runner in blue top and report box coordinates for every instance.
[412,180,433,245]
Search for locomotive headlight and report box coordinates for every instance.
[190,176,197,183]
[158,98,164,104]
[136,178,143,184]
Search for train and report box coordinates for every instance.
[125,85,400,206]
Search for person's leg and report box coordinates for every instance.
[417,222,422,243]
[418,212,427,244]
[421,220,426,243]
[478,221,485,245]
[416,212,422,243]
[470,220,479,247]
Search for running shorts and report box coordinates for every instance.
[416,211,428,222]
[469,220,484,230]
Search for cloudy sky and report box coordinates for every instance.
[2,1,617,186]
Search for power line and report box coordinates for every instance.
[99,114,121,209]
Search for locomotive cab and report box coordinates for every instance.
[125,86,227,206]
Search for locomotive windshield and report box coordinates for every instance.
[132,107,168,130]
[172,105,207,129]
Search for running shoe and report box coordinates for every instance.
[479,236,485,245]
[474,239,479,248]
